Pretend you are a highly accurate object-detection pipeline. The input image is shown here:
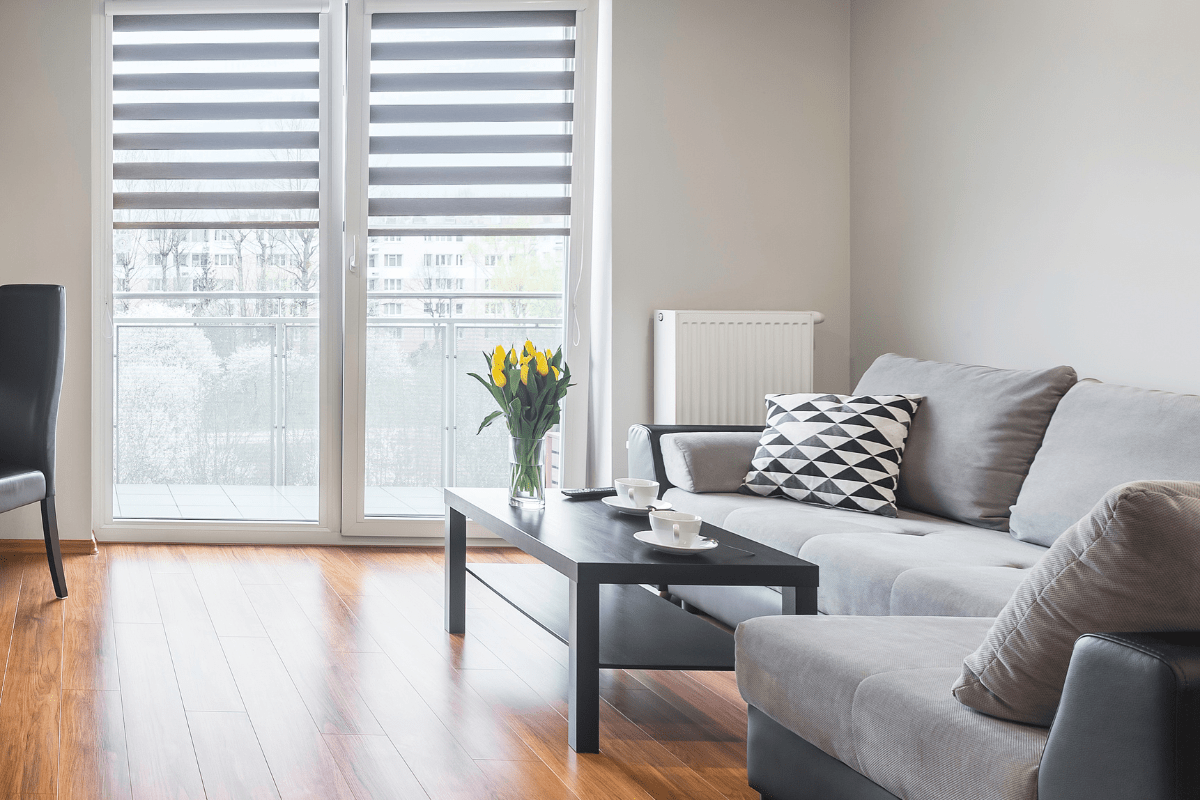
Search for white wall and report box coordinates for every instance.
[850,0,1200,393]
[609,0,852,473]
[0,0,93,540]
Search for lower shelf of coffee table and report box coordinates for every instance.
[466,563,735,670]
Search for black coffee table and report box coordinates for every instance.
[443,488,819,753]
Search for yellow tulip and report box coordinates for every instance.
[544,348,553,362]
[535,351,549,376]
[491,345,506,372]
[508,348,518,366]
[492,365,507,387]
[520,361,530,385]
[525,339,536,357]
[552,366,560,379]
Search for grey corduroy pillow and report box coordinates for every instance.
[952,481,1200,726]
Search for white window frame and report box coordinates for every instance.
[341,0,598,537]
[90,0,349,544]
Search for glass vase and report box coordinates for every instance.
[508,435,546,509]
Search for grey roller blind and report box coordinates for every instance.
[368,9,576,238]
[112,12,320,230]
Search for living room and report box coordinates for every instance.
[0,0,1197,798]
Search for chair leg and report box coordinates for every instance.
[40,497,67,599]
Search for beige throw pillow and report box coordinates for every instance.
[952,481,1200,726]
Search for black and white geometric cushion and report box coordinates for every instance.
[740,393,923,517]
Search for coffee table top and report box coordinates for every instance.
[446,488,818,586]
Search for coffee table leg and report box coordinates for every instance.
[782,585,817,615]
[444,505,467,634]
[568,579,600,753]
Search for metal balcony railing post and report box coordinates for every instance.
[275,320,286,487]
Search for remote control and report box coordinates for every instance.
[562,487,618,500]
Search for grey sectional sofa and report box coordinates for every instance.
[629,355,1200,626]
[628,354,1200,800]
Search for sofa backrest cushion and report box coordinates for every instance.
[853,354,1077,530]
[1009,380,1200,547]
[661,431,761,493]
[952,481,1200,726]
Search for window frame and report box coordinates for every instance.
[91,0,347,543]
[90,0,597,543]
[340,0,598,537]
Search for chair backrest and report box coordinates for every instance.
[0,285,66,495]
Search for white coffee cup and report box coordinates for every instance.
[614,477,659,509]
[649,510,703,548]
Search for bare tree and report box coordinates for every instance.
[113,230,146,314]
[271,228,318,316]
[229,229,252,316]
[148,229,186,291]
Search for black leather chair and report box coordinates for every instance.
[0,284,67,598]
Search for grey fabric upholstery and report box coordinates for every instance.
[663,488,1036,619]
[672,562,1029,629]
[1009,380,1200,547]
[664,488,975,552]
[889,566,1030,617]
[660,431,761,493]
[799,529,1045,616]
[853,353,1077,530]
[737,615,995,764]
[626,424,657,482]
[955,481,1200,726]
[661,488,775,527]
[737,615,1046,800]
[852,668,1047,800]
[670,583,783,628]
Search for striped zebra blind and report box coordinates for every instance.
[367,10,576,238]
[111,13,321,232]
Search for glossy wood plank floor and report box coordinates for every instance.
[0,545,757,799]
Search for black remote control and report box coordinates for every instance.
[562,487,618,500]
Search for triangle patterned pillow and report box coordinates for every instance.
[739,393,924,517]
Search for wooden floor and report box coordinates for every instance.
[0,544,756,799]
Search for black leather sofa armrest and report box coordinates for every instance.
[626,424,762,497]
[1039,631,1200,800]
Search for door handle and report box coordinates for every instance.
[348,234,358,273]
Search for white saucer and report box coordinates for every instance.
[634,530,718,555]
[600,495,673,516]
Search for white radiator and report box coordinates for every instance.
[654,310,825,425]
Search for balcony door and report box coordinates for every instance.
[95,0,594,539]
[100,6,342,532]
[342,4,589,536]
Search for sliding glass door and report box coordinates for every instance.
[103,9,339,527]
[96,1,592,538]
[343,6,582,534]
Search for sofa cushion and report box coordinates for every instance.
[738,616,995,764]
[663,488,979,556]
[853,353,1077,530]
[661,489,780,528]
[954,481,1200,726]
[660,431,761,493]
[740,392,923,517]
[889,566,1030,617]
[1009,380,1200,547]
[852,668,1047,800]
[668,584,784,628]
[798,529,1045,616]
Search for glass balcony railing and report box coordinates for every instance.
[111,289,563,521]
